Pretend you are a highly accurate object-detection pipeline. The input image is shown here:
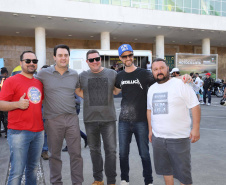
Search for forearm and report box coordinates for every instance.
[113,87,121,95]
[147,109,152,131]
[0,101,19,111]
[191,105,201,130]
[75,88,83,99]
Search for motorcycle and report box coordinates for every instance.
[212,79,224,97]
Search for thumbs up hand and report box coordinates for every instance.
[18,93,29,109]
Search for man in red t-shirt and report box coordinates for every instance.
[0,51,44,185]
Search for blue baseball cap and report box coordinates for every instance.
[118,44,133,56]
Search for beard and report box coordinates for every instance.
[154,70,170,84]
[22,65,36,74]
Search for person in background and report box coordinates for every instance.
[170,68,180,77]
[201,73,214,106]
[194,73,201,100]
[40,65,50,160]
[0,67,8,138]
[146,61,151,71]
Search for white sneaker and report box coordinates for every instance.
[120,180,129,185]
[148,184,153,185]
[200,102,205,105]
[207,103,211,106]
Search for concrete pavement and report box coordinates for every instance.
[0,96,226,185]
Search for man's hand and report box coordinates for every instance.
[181,74,193,83]
[189,128,200,143]
[148,130,153,143]
[18,93,29,109]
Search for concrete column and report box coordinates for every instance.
[202,38,210,55]
[156,35,164,59]
[35,27,46,71]
[101,32,110,50]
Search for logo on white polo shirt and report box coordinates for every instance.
[27,87,41,104]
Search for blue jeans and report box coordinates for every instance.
[42,131,48,152]
[203,89,211,103]
[119,121,153,185]
[85,121,117,184]
[7,129,44,185]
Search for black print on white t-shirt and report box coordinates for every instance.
[152,92,168,115]
[120,78,143,89]
[88,78,108,106]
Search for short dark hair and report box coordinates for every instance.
[20,51,36,61]
[190,72,194,76]
[86,50,100,59]
[195,73,199,75]
[151,58,167,68]
[41,65,50,69]
[53,44,70,57]
[1,67,8,74]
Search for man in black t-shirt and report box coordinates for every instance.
[114,44,155,185]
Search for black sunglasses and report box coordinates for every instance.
[121,54,133,60]
[88,57,101,63]
[22,59,38,64]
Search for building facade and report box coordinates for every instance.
[0,0,226,80]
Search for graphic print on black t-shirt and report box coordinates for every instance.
[152,92,168,115]
[88,77,108,106]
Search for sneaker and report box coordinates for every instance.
[41,151,49,160]
[5,134,7,138]
[148,184,153,185]
[120,180,129,185]
[200,102,205,105]
[92,181,104,185]
[62,146,68,152]
[207,103,211,106]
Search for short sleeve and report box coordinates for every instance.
[179,82,200,109]
[146,71,156,87]
[115,72,122,89]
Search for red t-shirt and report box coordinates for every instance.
[0,74,44,132]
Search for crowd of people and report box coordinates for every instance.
[0,44,201,185]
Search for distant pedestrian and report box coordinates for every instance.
[201,73,214,106]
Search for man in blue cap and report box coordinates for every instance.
[114,44,155,185]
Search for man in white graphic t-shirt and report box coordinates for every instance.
[147,58,201,185]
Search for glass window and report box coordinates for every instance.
[184,7,192,13]
[215,1,221,12]
[223,2,226,12]
[184,0,191,8]
[101,0,109,4]
[192,0,200,9]
[112,0,121,6]
[192,8,200,14]
[92,0,101,3]
[122,0,131,7]
[176,0,183,11]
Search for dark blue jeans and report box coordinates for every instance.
[85,121,117,184]
[118,121,153,185]
[203,89,211,103]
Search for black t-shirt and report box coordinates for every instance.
[115,68,155,123]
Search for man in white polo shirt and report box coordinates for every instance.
[147,58,201,185]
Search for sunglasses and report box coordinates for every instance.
[121,54,133,60]
[22,59,38,64]
[88,57,101,63]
